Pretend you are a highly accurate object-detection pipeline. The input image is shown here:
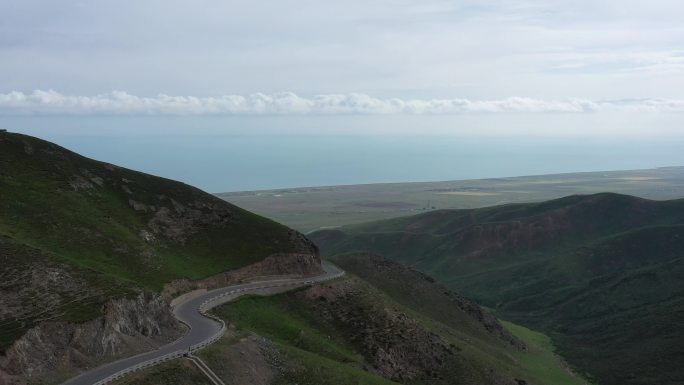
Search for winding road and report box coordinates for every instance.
[61,261,344,385]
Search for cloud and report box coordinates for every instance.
[3,1,684,99]
[1,90,683,115]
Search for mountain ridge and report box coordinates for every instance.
[0,132,321,384]
[311,192,684,385]
[0,132,321,290]
[198,253,589,385]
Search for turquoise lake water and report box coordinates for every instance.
[6,116,684,192]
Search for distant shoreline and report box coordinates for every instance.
[216,165,684,195]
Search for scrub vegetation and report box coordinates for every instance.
[311,193,684,385]
[202,254,589,385]
[0,132,308,351]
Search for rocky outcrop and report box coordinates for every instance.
[295,278,517,384]
[331,253,527,350]
[145,199,234,245]
[285,229,320,257]
[1,247,102,327]
[162,249,323,300]
[202,332,282,385]
[300,279,454,381]
[331,253,525,349]
[0,292,182,385]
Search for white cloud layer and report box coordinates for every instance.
[1,90,684,115]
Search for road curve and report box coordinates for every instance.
[62,261,344,385]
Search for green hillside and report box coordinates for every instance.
[0,132,316,350]
[192,254,589,385]
[311,193,684,385]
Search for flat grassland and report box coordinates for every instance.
[217,167,684,232]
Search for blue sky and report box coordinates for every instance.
[2,1,684,190]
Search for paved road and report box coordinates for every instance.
[62,261,343,385]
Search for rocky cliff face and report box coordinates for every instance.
[0,244,323,385]
[0,292,182,385]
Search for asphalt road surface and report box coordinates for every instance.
[62,261,343,385]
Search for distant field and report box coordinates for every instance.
[217,167,684,232]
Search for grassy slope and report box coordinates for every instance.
[501,321,588,385]
[310,193,684,385]
[203,297,398,385]
[207,272,588,385]
[0,132,308,349]
[327,252,523,349]
[0,133,300,289]
[0,236,134,350]
[101,254,588,385]
[110,360,211,385]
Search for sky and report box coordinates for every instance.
[2,0,684,191]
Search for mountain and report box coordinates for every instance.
[0,132,594,385]
[310,193,684,385]
[123,253,589,385]
[0,132,320,383]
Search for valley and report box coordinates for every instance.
[110,254,589,385]
[1,133,589,385]
[311,193,684,385]
[4,1,682,384]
